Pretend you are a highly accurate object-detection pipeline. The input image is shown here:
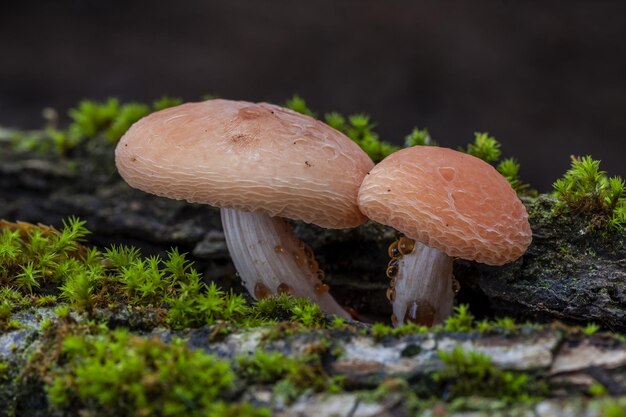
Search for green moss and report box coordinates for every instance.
[588,382,608,397]
[0,361,8,382]
[404,127,436,147]
[434,347,546,402]
[0,218,352,334]
[370,321,429,340]
[252,294,325,327]
[497,158,534,195]
[46,329,269,417]
[464,132,501,162]
[443,304,475,332]
[68,98,121,140]
[583,323,600,335]
[53,304,71,319]
[152,96,184,111]
[600,398,626,417]
[105,102,151,141]
[284,94,316,117]
[237,347,343,403]
[6,96,184,156]
[553,155,626,230]
[369,304,536,339]
[339,113,401,162]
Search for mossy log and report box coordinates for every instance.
[1,308,626,416]
[1,148,625,328]
[1,147,626,415]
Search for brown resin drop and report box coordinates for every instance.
[274,245,285,253]
[404,300,436,327]
[397,236,415,255]
[314,283,329,294]
[308,259,319,273]
[254,282,272,299]
[386,257,400,278]
[316,269,325,280]
[390,313,398,327]
[386,265,399,278]
[386,286,396,302]
[277,283,291,295]
[293,252,306,267]
[387,240,400,258]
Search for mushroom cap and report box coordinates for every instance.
[115,99,374,228]
[358,146,532,265]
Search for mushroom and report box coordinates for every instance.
[115,99,374,319]
[358,146,531,326]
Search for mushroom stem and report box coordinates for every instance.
[221,208,351,319]
[388,238,454,327]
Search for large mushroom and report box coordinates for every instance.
[358,146,531,326]
[115,99,374,319]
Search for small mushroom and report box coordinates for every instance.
[358,146,531,326]
[115,99,374,319]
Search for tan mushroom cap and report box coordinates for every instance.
[115,99,374,228]
[358,146,532,265]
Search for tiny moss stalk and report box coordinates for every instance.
[221,208,350,319]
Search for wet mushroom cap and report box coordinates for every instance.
[358,146,532,265]
[115,99,374,228]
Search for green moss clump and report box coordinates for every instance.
[369,305,535,340]
[463,132,501,162]
[237,347,343,403]
[0,361,8,381]
[253,294,325,327]
[404,127,436,147]
[434,347,546,402]
[8,96,183,156]
[284,94,316,117]
[553,155,626,230]
[339,114,401,162]
[371,321,429,340]
[599,398,626,417]
[46,329,269,417]
[0,218,350,333]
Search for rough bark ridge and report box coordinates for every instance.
[1,308,626,416]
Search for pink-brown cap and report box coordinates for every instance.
[115,99,374,228]
[358,146,532,265]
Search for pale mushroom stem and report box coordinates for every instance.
[387,238,454,327]
[221,208,351,319]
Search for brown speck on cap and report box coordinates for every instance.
[358,146,531,265]
[115,99,374,228]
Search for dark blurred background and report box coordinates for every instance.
[2,0,625,191]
